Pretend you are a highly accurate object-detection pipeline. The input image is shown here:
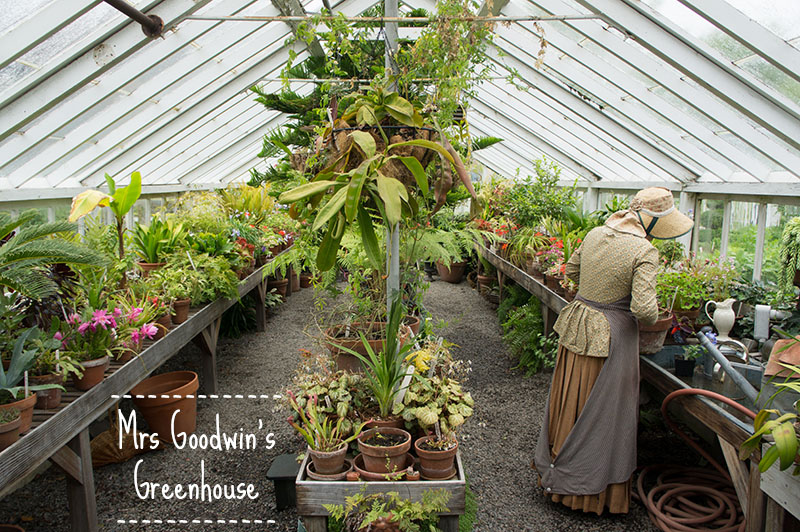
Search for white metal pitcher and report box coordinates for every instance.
[705,298,737,342]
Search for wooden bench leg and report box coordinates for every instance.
[497,270,505,302]
[542,303,556,337]
[766,497,785,532]
[51,428,98,532]
[718,436,749,515]
[303,516,326,532]
[746,461,766,532]
[193,316,221,394]
[252,278,268,332]
[437,515,459,532]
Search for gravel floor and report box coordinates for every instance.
[0,278,671,531]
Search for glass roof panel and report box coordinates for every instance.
[0,2,119,91]
[1,0,55,33]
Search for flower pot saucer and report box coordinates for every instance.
[353,453,415,481]
[306,458,353,481]
[419,467,457,481]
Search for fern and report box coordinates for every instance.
[502,298,558,375]
[472,136,503,151]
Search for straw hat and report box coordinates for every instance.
[605,187,693,240]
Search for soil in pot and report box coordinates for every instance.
[357,427,411,474]
[0,413,21,451]
[0,393,35,434]
[171,299,191,325]
[436,261,467,284]
[414,436,458,480]
[131,371,199,445]
[309,442,347,475]
[639,314,673,355]
[30,373,63,409]
[72,355,109,391]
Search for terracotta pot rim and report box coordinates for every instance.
[308,441,347,457]
[79,355,110,368]
[414,435,458,455]
[0,414,21,433]
[29,372,63,383]
[131,371,199,407]
[357,427,411,453]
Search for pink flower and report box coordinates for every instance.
[140,323,158,339]
[77,322,91,335]
[92,309,112,329]
[53,332,63,341]
[130,329,141,345]
[68,313,81,325]
[127,307,143,322]
[113,308,123,319]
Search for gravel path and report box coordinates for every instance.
[0,279,664,531]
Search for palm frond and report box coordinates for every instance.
[0,239,106,268]
[4,220,77,247]
[0,211,37,241]
[0,266,58,300]
[472,136,503,151]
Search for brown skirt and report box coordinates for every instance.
[545,344,631,515]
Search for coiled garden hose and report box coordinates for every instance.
[634,388,757,532]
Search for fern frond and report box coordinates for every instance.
[0,266,58,300]
[472,136,503,151]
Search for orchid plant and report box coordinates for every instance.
[287,391,366,453]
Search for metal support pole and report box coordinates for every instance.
[103,0,163,37]
[385,0,400,316]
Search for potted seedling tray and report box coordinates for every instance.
[295,451,466,532]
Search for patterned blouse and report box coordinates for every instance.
[553,224,659,358]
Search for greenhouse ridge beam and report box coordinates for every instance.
[270,0,325,57]
[183,14,601,22]
[577,0,800,151]
[676,0,800,85]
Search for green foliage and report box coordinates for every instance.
[0,408,19,425]
[502,299,558,375]
[591,195,630,225]
[148,266,202,302]
[459,476,477,532]
[740,401,799,474]
[28,327,83,380]
[779,217,800,295]
[401,374,474,437]
[186,232,234,258]
[290,371,368,439]
[506,157,578,228]
[131,217,186,263]
[0,211,105,300]
[168,253,239,304]
[656,270,710,311]
[496,283,532,324]
[286,391,366,452]
[0,329,63,403]
[653,239,685,268]
[681,344,706,361]
[325,486,450,532]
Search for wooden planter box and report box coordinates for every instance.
[761,443,800,522]
[296,451,466,532]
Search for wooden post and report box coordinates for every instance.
[497,269,504,302]
[252,277,268,332]
[718,436,748,514]
[53,429,98,532]
[746,461,766,532]
[437,516,459,532]
[303,516,327,532]
[193,316,221,394]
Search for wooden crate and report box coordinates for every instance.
[296,451,466,532]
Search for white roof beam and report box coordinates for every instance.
[528,0,800,176]
[491,34,737,181]
[478,76,673,182]
[486,45,699,182]
[175,127,274,185]
[676,0,800,85]
[576,0,800,150]
[0,0,101,70]
[468,103,604,181]
[6,1,285,188]
[271,0,326,57]
[473,85,646,181]
[502,22,774,180]
[0,0,215,141]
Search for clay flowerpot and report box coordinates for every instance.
[404,315,421,337]
[365,417,405,430]
[436,261,467,284]
[466,270,478,289]
[137,261,165,276]
[326,323,411,373]
[545,275,563,294]
[414,436,458,480]
[476,274,493,295]
[308,442,347,475]
[357,427,411,474]
[131,371,199,445]
[0,413,21,452]
[291,272,301,293]
[30,373,63,410]
[0,392,36,434]
[299,273,312,288]
[673,308,701,326]
[171,299,191,325]
[154,314,171,340]
[267,278,289,300]
[0,526,25,532]
[639,314,673,355]
[72,355,109,391]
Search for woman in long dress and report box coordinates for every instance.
[534,187,693,515]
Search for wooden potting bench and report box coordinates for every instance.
[0,250,287,532]
[475,245,790,532]
[296,452,466,531]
